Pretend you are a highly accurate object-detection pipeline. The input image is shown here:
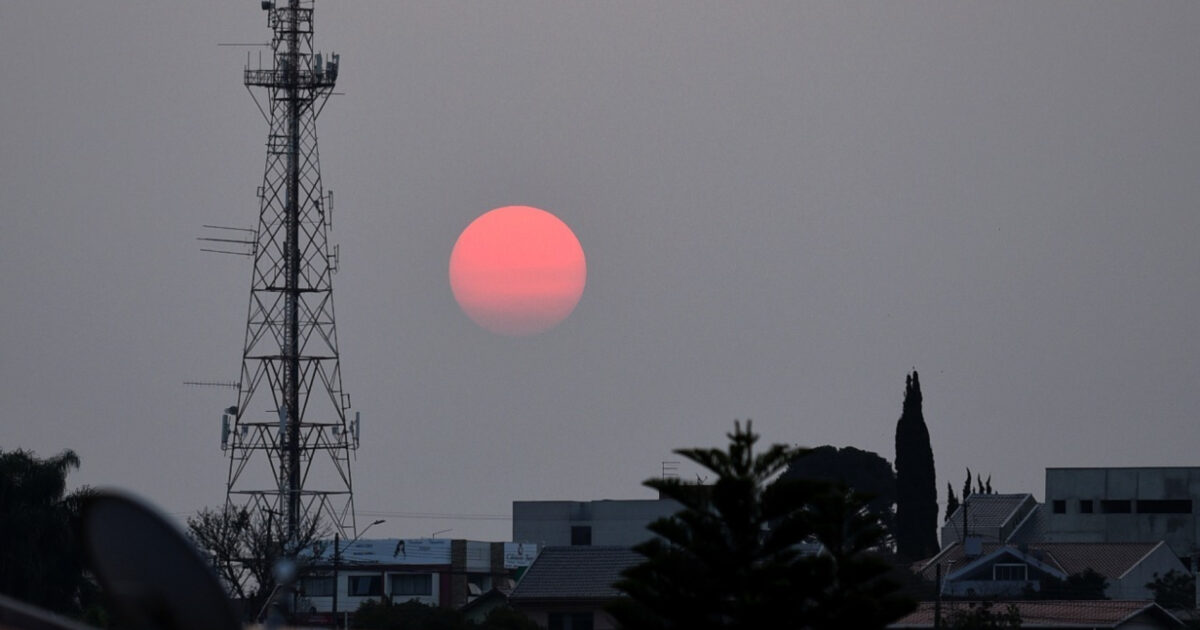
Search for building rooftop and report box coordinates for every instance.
[1006,503,1046,544]
[916,541,1167,582]
[891,600,1183,628]
[1046,466,1200,471]
[943,493,1036,533]
[509,546,641,602]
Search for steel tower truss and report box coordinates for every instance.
[223,0,357,546]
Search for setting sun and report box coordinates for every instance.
[449,206,587,336]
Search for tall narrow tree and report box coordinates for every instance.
[945,483,959,523]
[894,371,938,559]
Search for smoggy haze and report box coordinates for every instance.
[1,2,1198,540]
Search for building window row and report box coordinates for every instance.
[300,576,335,597]
[1051,499,1192,515]
[306,573,434,598]
[348,575,382,597]
[993,563,1028,581]
[392,573,433,597]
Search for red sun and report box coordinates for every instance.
[449,206,587,336]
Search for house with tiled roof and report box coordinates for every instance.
[941,493,1040,547]
[508,546,641,630]
[915,540,1185,600]
[890,600,1185,629]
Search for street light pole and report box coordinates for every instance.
[331,519,385,630]
[331,532,339,630]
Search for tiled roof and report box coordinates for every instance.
[916,541,1164,581]
[1006,504,1045,544]
[1039,542,1163,579]
[891,600,1183,628]
[509,546,642,602]
[944,494,1035,531]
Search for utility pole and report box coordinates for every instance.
[330,519,382,629]
[331,532,339,629]
[934,563,942,630]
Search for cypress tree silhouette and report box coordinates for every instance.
[945,483,959,523]
[894,371,938,559]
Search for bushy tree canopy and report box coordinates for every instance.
[609,421,913,629]
[0,448,97,616]
[943,602,1022,629]
[353,600,538,630]
[1028,569,1108,601]
[780,444,897,537]
[1146,569,1195,610]
[187,503,323,620]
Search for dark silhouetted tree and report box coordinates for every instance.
[1146,570,1195,610]
[894,370,938,560]
[1026,569,1108,600]
[187,504,324,620]
[943,602,1022,629]
[480,606,542,630]
[0,449,98,616]
[353,599,538,630]
[780,445,896,538]
[609,421,913,629]
[945,483,959,523]
[963,469,973,501]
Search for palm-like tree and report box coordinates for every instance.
[610,422,912,630]
[0,448,92,614]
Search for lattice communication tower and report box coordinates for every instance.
[220,0,358,546]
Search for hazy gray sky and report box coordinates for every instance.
[2,2,1198,541]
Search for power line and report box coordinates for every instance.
[357,510,511,522]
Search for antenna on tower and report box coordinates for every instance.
[184,380,241,389]
[661,461,679,480]
[197,225,256,256]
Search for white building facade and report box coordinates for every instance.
[1043,467,1200,565]
[295,538,538,620]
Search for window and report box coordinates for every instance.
[571,525,592,546]
[1136,500,1192,514]
[348,575,382,597]
[300,576,334,597]
[993,564,1028,581]
[1100,500,1132,514]
[1079,500,1094,514]
[391,573,432,597]
[1052,500,1066,514]
[549,612,594,630]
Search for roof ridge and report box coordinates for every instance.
[1004,502,1041,543]
[917,541,959,573]
[1117,541,1166,581]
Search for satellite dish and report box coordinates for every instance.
[81,491,240,630]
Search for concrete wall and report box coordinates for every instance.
[1044,467,1200,559]
[1110,543,1188,600]
[512,499,681,547]
[464,541,493,572]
